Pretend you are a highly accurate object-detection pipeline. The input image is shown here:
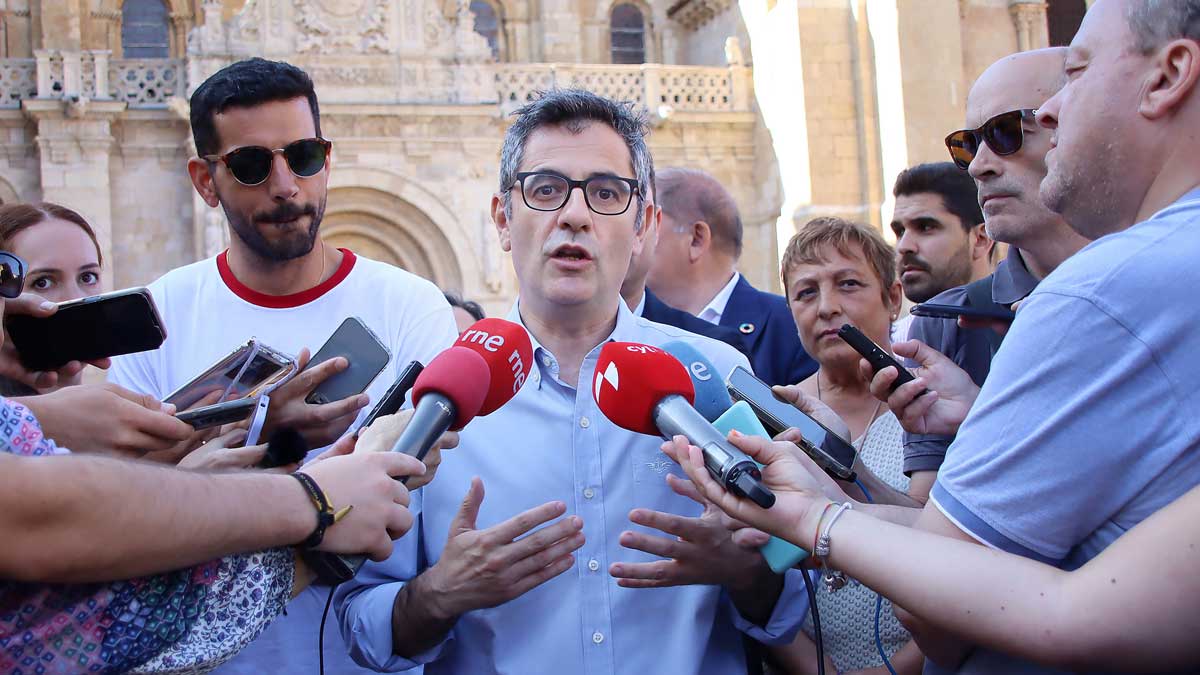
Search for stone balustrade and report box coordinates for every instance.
[0,51,184,109]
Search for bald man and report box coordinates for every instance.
[900,47,1092,502]
[648,168,817,386]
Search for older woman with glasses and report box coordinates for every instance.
[766,217,921,675]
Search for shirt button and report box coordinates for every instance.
[542,355,553,367]
[592,631,604,644]
[579,416,590,429]
[583,488,595,499]
[587,558,600,572]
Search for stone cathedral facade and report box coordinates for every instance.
[0,0,1085,312]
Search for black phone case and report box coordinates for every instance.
[176,398,258,429]
[837,324,916,392]
[909,302,1016,322]
[5,290,165,371]
[304,317,390,405]
[358,361,424,430]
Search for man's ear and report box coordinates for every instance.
[688,221,712,264]
[491,193,512,252]
[1140,39,1200,120]
[969,222,994,262]
[631,200,654,256]
[187,157,221,208]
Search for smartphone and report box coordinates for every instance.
[5,287,166,371]
[176,397,258,429]
[725,366,858,481]
[165,339,296,410]
[304,317,390,405]
[837,324,919,393]
[355,360,424,434]
[910,302,1016,323]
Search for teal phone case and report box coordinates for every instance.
[712,401,810,573]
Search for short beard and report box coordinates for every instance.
[223,196,325,262]
[903,238,974,303]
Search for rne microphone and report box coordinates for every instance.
[304,318,533,584]
[592,342,775,509]
[663,342,808,572]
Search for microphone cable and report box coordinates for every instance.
[854,477,898,675]
[318,584,339,675]
[801,564,826,675]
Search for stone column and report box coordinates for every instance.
[23,98,127,289]
[1009,1,1050,52]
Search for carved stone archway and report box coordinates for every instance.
[321,185,464,291]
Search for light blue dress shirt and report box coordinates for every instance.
[335,300,809,674]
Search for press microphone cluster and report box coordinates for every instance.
[304,318,533,584]
[592,342,775,509]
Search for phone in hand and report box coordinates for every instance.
[725,365,858,481]
[164,339,296,410]
[837,324,920,393]
[176,397,258,429]
[5,287,166,371]
[304,317,391,405]
[910,302,1016,323]
[354,360,424,435]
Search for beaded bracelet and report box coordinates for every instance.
[814,501,853,592]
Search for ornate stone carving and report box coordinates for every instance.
[1009,1,1049,52]
[667,0,733,32]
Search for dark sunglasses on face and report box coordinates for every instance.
[0,251,26,299]
[944,109,1037,170]
[203,137,332,186]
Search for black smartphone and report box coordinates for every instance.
[910,302,1016,323]
[304,317,390,405]
[355,360,424,434]
[5,288,166,371]
[725,366,858,481]
[176,397,258,429]
[837,324,919,393]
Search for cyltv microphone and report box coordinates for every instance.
[592,342,774,508]
[662,341,807,573]
[304,318,533,584]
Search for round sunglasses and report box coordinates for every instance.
[944,109,1037,170]
[203,137,332,186]
[0,251,25,299]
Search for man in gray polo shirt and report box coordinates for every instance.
[901,48,1090,501]
[867,1,1200,672]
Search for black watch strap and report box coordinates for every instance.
[292,471,340,549]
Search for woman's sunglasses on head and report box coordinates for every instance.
[945,109,1037,170]
[203,137,332,187]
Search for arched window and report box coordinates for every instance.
[121,0,170,58]
[470,0,503,61]
[1047,0,1087,47]
[610,3,646,64]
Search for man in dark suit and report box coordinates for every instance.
[647,168,817,386]
[621,185,749,356]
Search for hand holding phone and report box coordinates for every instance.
[176,397,258,429]
[837,324,922,394]
[304,317,390,406]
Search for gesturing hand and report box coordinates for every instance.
[422,479,584,619]
[862,339,979,436]
[609,473,767,590]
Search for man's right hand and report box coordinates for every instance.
[419,478,584,620]
[303,450,427,561]
[861,339,980,436]
[264,348,371,448]
[20,382,194,456]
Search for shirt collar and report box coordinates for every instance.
[505,298,641,390]
[699,271,740,322]
[991,246,1040,305]
[632,292,647,318]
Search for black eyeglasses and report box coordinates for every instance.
[513,172,640,216]
[0,251,25,299]
[945,109,1037,170]
[203,137,332,186]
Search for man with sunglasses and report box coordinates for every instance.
[893,48,1091,504]
[108,58,458,675]
[334,89,806,675]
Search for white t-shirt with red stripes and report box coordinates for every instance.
[107,248,458,675]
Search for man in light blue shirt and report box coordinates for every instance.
[334,89,807,673]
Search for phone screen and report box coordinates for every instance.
[165,343,293,409]
[5,290,165,370]
[305,317,390,405]
[725,366,858,475]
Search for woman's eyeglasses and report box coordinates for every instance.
[203,137,332,187]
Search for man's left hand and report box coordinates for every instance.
[609,473,768,590]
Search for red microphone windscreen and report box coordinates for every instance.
[454,318,534,415]
[412,346,490,430]
[592,342,695,435]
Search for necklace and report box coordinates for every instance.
[313,238,327,288]
[816,369,883,451]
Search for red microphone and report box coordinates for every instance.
[593,342,775,509]
[304,318,533,584]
